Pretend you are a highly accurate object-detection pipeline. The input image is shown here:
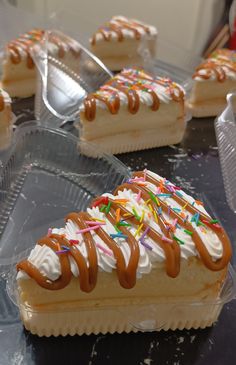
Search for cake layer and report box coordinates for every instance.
[189,79,236,104]
[18,258,226,308]
[91,37,156,70]
[186,97,227,118]
[2,77,36,98]
[80,120,185,155]
[80,102,183,140]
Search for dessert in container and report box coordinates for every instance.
[32,30,197,127]
[78,68,187,155]
[0,130,234,336]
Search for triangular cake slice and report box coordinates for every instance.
[90,15,157,71]
[0,88,12,150]
[187,49,236,117]
[79,68,186,154]
[16,170,231,336]
[1,29,81,98]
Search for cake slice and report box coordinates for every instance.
[187,49,236,117]
[1,29,81,98]
[16,170,232,336]
[0,88,12,150]
[78,68,186,154]
[90,16,157,71]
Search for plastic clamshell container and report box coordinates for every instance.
[0,121,130,267]
[0,123,235,335]
[215,92,236,213]
[32,29,197,126]
[32,30,113,125]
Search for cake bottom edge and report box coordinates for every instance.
[79,124,186,156]
[19,299,223,337]
[186,99,227,118]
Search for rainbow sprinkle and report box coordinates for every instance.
[76,225,100,234]
[96,243,113,257]
[132,207,141,221]
[173,235,185,245]
[85,221,106,226]
[184,229,193,236]
[136,190,142,203]
[105,201,111,214]
[161,235,172,243]
[134,223,144,237]
[110,233,128,239]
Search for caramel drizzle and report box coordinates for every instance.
[91,17,152,45]
[7,30,80,67]
[193,50,236,82]
[16,171,232,291]
[83,69,183,121]
[7,29,44,67]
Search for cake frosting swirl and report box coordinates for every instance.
[17,170,232,292]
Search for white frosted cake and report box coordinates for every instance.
[79,68,186,154]
[16,170,232,336]
[0,88,12,150]
[90,16,157,71]
[1,29,81,98]
[187,49,236,117]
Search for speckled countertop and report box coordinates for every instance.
[0,98,235,365]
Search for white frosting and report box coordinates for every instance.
[0,89,11,105]
[17,170,225,282]
[92,15,158,43]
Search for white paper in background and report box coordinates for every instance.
[0,0,97,49]
[0,0,47,46]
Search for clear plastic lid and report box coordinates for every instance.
[0,121,130,267]
[215,92,236,213]
[32,30,113,125]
